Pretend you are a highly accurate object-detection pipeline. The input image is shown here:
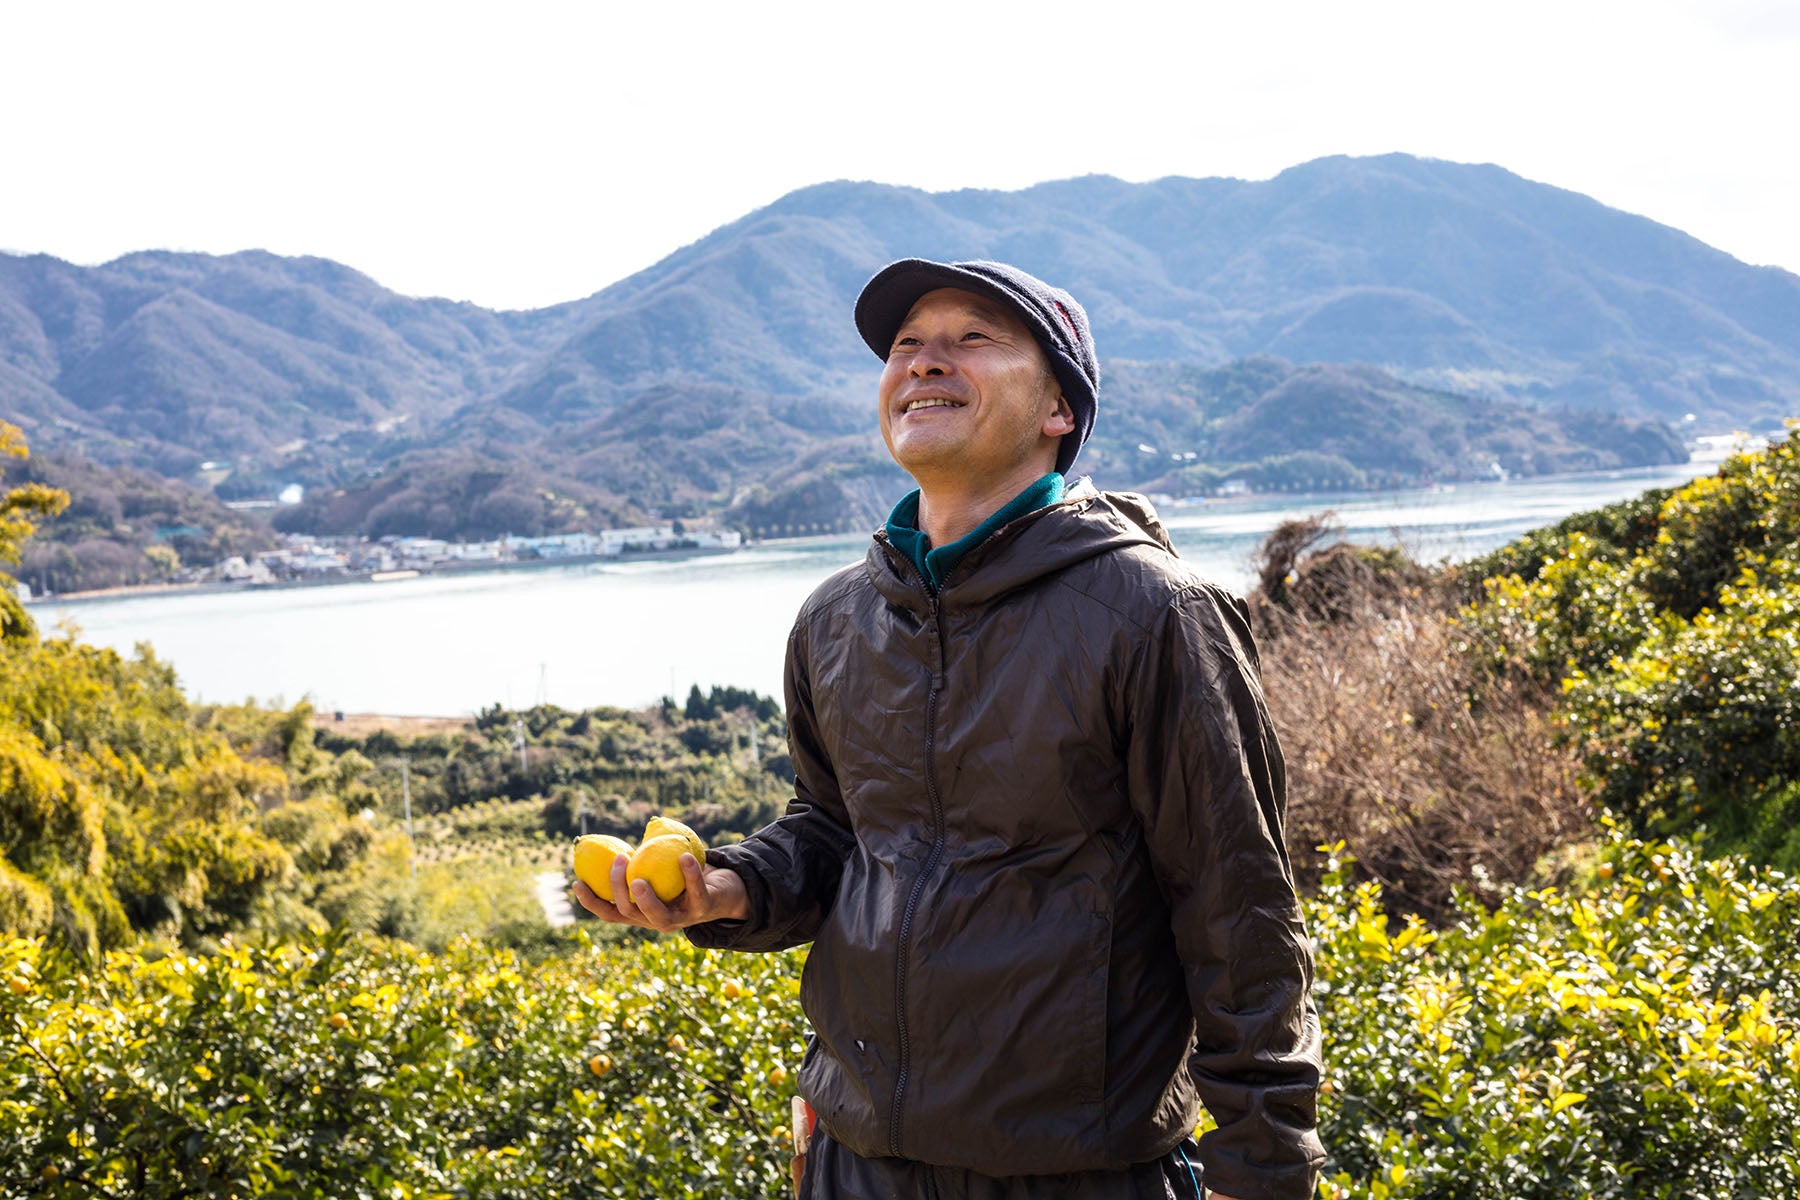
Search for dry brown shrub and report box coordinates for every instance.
[1248,519,1589,919]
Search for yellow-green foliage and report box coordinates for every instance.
[1464,427,1800,866]
[0,423,767,958]
[1,428,442,954]
[0,628,404,955]
[1,929,806,1198]
[8,425,364,953]
[4,830,1793,1198]
[1640,430,1800,618]
[1,423,70,643]
[1312,829,1799,1197]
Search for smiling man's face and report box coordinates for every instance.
[877,288,1073,486]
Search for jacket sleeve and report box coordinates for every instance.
[1123,583,1324,1200]
[686,624,855,953]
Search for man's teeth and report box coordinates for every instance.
[905,398,961,413]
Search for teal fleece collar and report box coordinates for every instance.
[885,473,1066,593]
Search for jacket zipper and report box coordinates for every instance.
[889,581,948,1158]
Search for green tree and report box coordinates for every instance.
[143,543,181,579]
[1463,426,1800,867]
[0,424,70,642]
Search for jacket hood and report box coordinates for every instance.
[867,483,1177,614]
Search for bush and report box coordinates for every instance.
[1,929,806,1198]
[1460,428,1800,868]
[5,829,1794,1198]
[1560,557,1800,864]
[1311,830,1800,1198]
[1249,516,1588,917]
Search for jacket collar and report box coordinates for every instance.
[867,482,1174,615]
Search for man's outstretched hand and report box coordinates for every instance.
[571,852,750,933]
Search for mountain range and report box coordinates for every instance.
[4,153,1796,538]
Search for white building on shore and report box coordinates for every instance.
[218,556,277,584]
[597,526,743,556]
[505,532,602,559]
[395,538,452,568]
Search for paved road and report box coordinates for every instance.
[535,870,576,927]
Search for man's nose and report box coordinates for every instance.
[909,335,954,376]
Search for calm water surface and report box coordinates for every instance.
[29,463,1708,715]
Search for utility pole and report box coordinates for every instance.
[514,718,528,772]
[401,758,416,881]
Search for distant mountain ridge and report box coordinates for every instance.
[524,155,1800,418]
[2,153,1792,536]
[0,248,572,471]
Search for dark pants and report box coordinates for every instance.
[799,1132,1206,1200]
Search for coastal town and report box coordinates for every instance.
[18,524,743,602]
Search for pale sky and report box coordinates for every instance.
[3,0,1796,311]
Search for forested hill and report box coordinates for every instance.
[2,153,1792,537]
[532,154,1800,423]
[0,250,574,473]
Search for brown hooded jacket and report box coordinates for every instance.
[690,488,1324,1200]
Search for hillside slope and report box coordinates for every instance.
[5,153,1783,535]
[519,154,1800,421]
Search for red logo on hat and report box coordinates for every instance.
[1052,300,1080,342]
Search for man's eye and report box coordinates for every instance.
[961,330,989,341]
[893,336,920,349]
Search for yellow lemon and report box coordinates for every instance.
[588,1054,613,1077]
[628,834,693,902]
[767,1065,789,1087]
[328,1012,349,1030]
[643,816,707,862]
[7,977,29,996]
[573,834,634,901]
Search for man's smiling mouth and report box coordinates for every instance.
[903,397,964,414]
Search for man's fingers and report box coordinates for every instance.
[679,852,706,900]
[630,879,682,930]
[570,879,602,912]
[571,880,627,923]
[576,852,715,932]
[609,855,644,923]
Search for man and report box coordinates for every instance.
[574,259,1325,1200]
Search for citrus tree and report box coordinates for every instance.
[7,827,1796,1199]
[2,929,806,1198]
[1463,427,1800,868]
[0,422,69,643]
[1312,829,1800,1198]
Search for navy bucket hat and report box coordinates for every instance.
[854,259,1100,477]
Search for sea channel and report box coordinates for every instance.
[26,462,1712,716]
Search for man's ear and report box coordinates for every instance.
[1043,392,1076,438]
